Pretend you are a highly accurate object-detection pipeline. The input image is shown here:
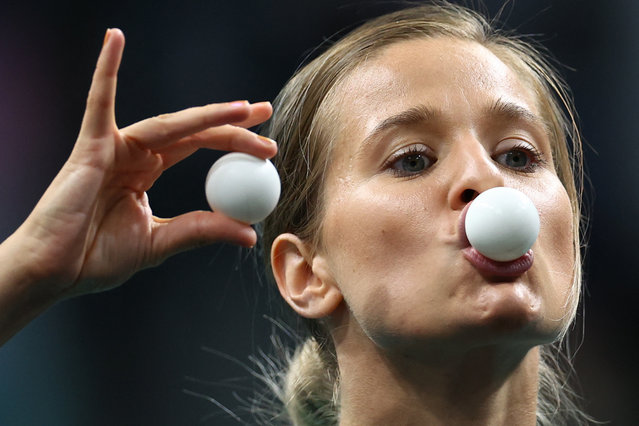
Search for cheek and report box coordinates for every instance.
[537,181,574,272]
[323,182,433,275]
[320,179,459,344]
[529,177,576,327]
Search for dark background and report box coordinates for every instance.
[0,0,637,424]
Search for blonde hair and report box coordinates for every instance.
[260,2,589,424]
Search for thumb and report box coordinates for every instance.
[150,211,257,262]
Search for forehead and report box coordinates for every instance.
[329,37,541,156]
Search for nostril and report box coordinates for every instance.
[461,189,477,203]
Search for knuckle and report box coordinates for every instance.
[198,107,217,127]
[228,130,245,150]
[152,115,174,140]
[155,112,173,120]
[229,127,252,150]
[192,215,215,247]
[86,91,111,111]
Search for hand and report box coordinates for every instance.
[3,28,277,300]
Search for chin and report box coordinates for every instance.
[458,280,565,347]
[478,282,541,325]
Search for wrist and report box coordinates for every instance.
[0,231,67,345]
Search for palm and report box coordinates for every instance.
[77,169,158,293]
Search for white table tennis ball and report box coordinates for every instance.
[205,152,280,224]
[465,187,540,262]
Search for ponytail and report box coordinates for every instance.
[284,337,340,425]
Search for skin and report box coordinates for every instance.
[0,29,277,345]
[273,38,574,425]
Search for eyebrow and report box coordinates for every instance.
[360,104,437,149]
[358,98,551,152]
[487,98,551,136]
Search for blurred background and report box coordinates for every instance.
[0,0,636,424]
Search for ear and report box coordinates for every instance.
[270,233,343,319]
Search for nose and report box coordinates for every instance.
[447,138,504,211]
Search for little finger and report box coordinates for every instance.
[79,28,125,139]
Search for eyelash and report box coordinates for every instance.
[495,142,547,173]
[384,141,547,177]
[384,144,434,178]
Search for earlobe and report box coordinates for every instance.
[271,233,342,319]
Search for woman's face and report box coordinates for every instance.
[316,38,574,354]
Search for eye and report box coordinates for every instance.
[386,144,435,177]
[494,143,545,173]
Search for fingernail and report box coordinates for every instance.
[229,100,249,108]
[257,135,276,146]
[103,29,111,47]
[242,227,258,248]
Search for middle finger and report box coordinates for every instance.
[157,125,277,170]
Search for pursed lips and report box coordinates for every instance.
[458,202,534,279]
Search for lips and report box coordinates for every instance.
[458,203,534,279]
[461,246,534,278]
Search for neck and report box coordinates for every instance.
[334,326,539,426]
